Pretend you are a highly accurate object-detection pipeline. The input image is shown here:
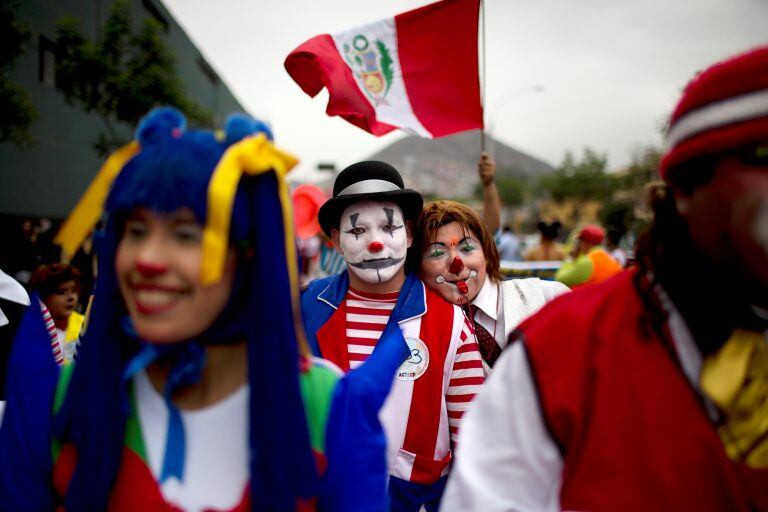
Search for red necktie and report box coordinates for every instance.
[469,304,502,367]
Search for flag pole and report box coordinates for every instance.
[480,0,486,153]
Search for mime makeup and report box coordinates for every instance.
[336,200,410,284]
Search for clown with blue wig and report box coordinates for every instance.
[0,107,403,511]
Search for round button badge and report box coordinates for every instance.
[397,337,430,381]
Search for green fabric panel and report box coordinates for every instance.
[123,383,147,462]
[51,437,61,463]
[53,364,74,415]
[50,366,147,464]
[300,361,340,453]
[555,254,594,287]
[51,364,75,462]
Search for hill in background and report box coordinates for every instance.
[366,129,555,199]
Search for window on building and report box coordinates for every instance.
[39,36,57,87]
[197,57,220,87]
[143,0,169,32]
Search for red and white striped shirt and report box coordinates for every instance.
[39,299,64,366]
[446,317,485,444]
[345,288,398,370]
[344,288,484,444]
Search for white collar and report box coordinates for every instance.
[0,269,30,328]
[471,276,498,321]
[752,304,768,321]
[0,269,30,306]
[657,284,721,421]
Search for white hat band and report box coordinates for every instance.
[337,179,402,196]
[665,88,768,152]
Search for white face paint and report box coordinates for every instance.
[337,200,409,284]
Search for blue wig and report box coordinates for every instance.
[52,108,318,509]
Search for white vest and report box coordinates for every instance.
[499,278,549,348]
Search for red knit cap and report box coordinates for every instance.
[660,46,768,181]
[578,224,605,245]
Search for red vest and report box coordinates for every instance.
[520,269,768,512]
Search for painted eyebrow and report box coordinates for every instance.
[384,207,394,225]
[459,237,479,245]
[425,242,447,250]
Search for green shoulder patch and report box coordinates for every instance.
[299,357,342,454]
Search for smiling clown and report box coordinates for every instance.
[0,108,405,511]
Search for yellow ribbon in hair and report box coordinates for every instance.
[201,134,311,356]
[54,142,141,261]
[700,329,768,467]
[201,133,298,284]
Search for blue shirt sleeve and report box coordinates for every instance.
[0,300,60,510]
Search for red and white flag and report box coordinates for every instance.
[284,0,483,138]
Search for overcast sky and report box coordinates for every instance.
[162,0,767,180]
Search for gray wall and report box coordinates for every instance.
[0,0,246,219]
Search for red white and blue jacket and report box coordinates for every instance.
[302,272,483,512]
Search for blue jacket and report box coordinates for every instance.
[302,271,450,512]
[302,271,426,357]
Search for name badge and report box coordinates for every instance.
[397,337,429,381]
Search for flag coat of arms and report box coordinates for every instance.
[284,0,483,138]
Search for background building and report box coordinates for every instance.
[0,0,246,221]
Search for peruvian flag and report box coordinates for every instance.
[284,0,483,138]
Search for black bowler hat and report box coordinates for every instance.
[318,161,423,236]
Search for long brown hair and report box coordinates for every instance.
[412,200,501,282]
[633,157,740,354]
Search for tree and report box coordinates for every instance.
[0,2,37,147]
[598,199,634,236]
[599,145,661,236]
[474,175,527,208]
[619,145,661,189]
[539,148,615,203]
[496,177,526,208]
[54,0,212,155]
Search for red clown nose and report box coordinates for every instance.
[449,256,464,274]
[136,261,167,277]
[368,241,384,253]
